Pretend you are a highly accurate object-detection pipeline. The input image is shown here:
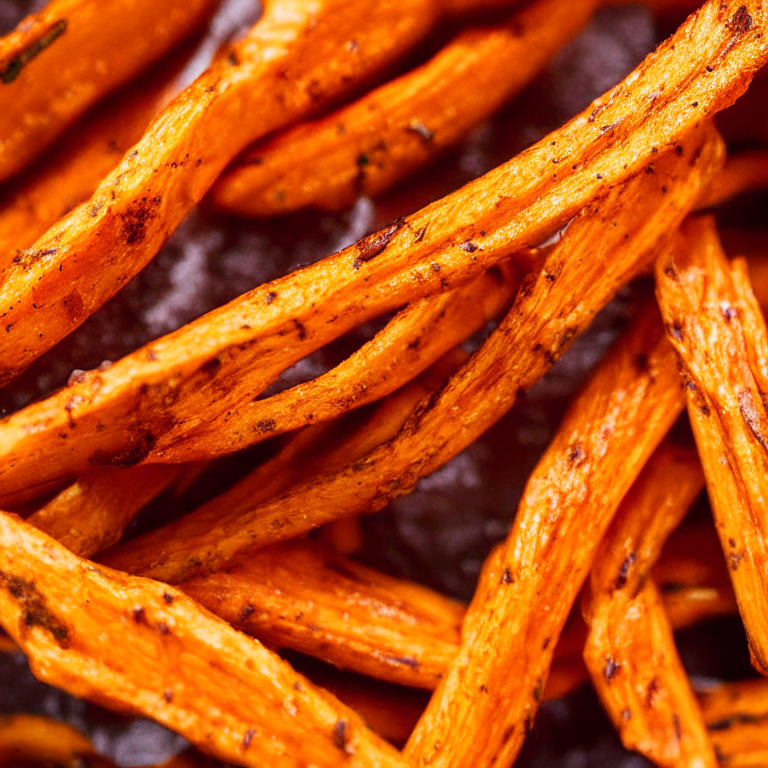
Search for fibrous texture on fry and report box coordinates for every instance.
[0,0,762,492]
[101,126,722,584]
[0,0,440,383]
[656,216,768,675]
[0,0,217,183]
[0,512,409,768]
[210,0,597,216]
[582,442,716,767]
[0,47,184,267]
[403,302,687,767]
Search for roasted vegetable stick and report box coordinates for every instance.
[0,0,760,479]
[403,302,687,768]
[582,443,716,767]
[0,0,217,183]
[0,46,187,267]
[211,0,597,216]
[101,127,721,583]
[702,149,768,207]
[656,216,768,675]
[698,679,768,768]
[0,0,440,384]
[0,512,410,768]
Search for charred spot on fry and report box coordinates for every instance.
[0,572,69,648]
[0,19,67,84]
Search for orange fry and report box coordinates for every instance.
[0,0,440,383]
[0,0,217,183]
[0,46,186,268]
[0,512,409,768]
[101,125,721,584]
[656,216,768,675]
[0,0,760,476]
[403,301,686,767]
[582,443,716,767]
[211,0,597,216]
[698,679,768,767]
[703,149,768,207]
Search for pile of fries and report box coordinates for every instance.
[2,0,768,765]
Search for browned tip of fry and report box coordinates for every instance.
[656,215,768,677]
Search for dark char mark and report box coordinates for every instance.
[0,571,70,647]
[1,19,67,84]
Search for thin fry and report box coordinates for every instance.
[102,123,722,584]
[0,0,760,480]
[0,512,409,768]
[211,0,597,216]
[655,216,768,674]
[702,149,768,207]
[698,679,768,767]
[582,443,716,767]
[0,46,186,268]
[403,303,686,767]
[0,0,217,183]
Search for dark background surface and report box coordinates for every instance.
[0,1,763,765]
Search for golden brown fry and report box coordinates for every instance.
[180,538,464,690]
[404,303,687,767]
[28,464,185,559]
[702,149,768,207]
[211,0,597,216]
[0,0,759,484]
[0,512,409,768]
[102,123,722,585]
[0,714,113,768]
[656,216,768,675]
[698,679,768,768]
[0,47,186,269]
[582,443,716,767]
[0,0,217,183]
[0,0,439,385]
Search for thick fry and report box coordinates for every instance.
[582,443,716,767]
[0,0,439,384]
[702,149,768,207]
[0,512,409,768]
[656,216,768,675]
[0,0,760,485]
[102,126,721,584]
[211,0,597,216]
[0,0,217,183]
[698,679,768,767]
[403,302,687,767]
[0,47,186,269]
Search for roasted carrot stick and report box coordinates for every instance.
[101,124,722,585]
[0,0,218,183]
[656,216,768,675]
[0,512,410,768]
[403,300,687,767]
[0,0,759,433]
[210,0,597,216]
[0,45,188,269]
[582,443,716,767]
[0,0,441,384]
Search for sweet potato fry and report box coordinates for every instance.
[403,301,687,767]
[101,125,721,584]
[210,0,597,216]
[698,679,768,767]
[702,149,768,207]
[0,714,111,768]
[0,512,410,768]
[655,216,768,675]
[0,47,187,268]
[0,0,217,183]
[582,443,716,767]
[0,0,759,473]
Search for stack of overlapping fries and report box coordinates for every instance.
[2,0,768,765]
